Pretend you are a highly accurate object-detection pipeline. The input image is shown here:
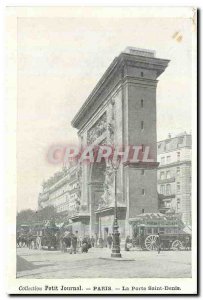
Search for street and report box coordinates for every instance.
[17,247,191,279]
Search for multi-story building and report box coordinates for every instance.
[38,164,90,234]
[39,167,72,213]
[157,132,192,225]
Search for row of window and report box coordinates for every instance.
[49,182,79,200]
[56,199,77,213]
[161,155,171,164]
[160,182,181,195]
[160,184,171,195]
[159,167,181,179]
[158,137,185,151]
[160,152,181,165]
[165,199,181,211]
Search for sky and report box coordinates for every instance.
[17,14,193,211]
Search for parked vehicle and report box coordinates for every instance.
[16,224,30,247]
[41,225,60,250]
[129,213,191,251]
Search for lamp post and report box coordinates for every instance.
[98,216,103,248]
[110,155,122,258]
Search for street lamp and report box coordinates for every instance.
[109,155,122,258]
[98,216,103,248]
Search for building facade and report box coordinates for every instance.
[157,132,192,225]
[38,164,91,235]
[39,47,170,239]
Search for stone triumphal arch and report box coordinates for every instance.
[71,47,169,240]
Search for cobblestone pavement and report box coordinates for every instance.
[17,247,191,279]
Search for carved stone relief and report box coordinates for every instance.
[97,163,115,210]
[107,99,115,145]
[87,113,107,144]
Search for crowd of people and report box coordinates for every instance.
[16,230,115,254]
[17,230,191,253]
[56,232,115,253]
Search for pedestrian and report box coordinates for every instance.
[185,236,191,250]
[75,231,80,250]
[99,237,104,248]
[90,236,95,247]
[28,233,33,249]
[70,233,77,254]
[87,236,92,249]
[78,236,82,247]
[107,233,113,249]
[156,233,161,254]
[62,231,71,252]
[125,235,131,251]
[36,234,41,250]
[95,234,98,247]
[81,237,89,253]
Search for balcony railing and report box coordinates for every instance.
[159,205,171,213]
[160,194,176,199]
[157,177,175,184]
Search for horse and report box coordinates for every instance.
[17,234,28,248]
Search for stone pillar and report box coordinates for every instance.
[88,182,103,236]
[80,131,89,207]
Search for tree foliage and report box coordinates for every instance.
[17,206,56,226]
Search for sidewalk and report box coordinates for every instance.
[17,247,191,279]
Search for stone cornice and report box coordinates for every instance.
[87,181,103,186]
[123,161,160,169]
[71,52,170,130]
[123,76,158,87]
[77,83,121,136]
[95,205,126,214]
[158,160,192,169]
[71,57,119,130]
[70,214,90,221]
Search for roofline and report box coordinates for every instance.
[71,51,170,129]
[157,133,192,144]
[71,57,119,128]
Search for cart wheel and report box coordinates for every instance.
[172,240,183,251]
[145,235,157,251]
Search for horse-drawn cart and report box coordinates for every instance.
[129,213,191,251]
[41,223,60,250]
[16,224,30,247]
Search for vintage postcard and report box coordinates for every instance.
[6,6,197,294]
